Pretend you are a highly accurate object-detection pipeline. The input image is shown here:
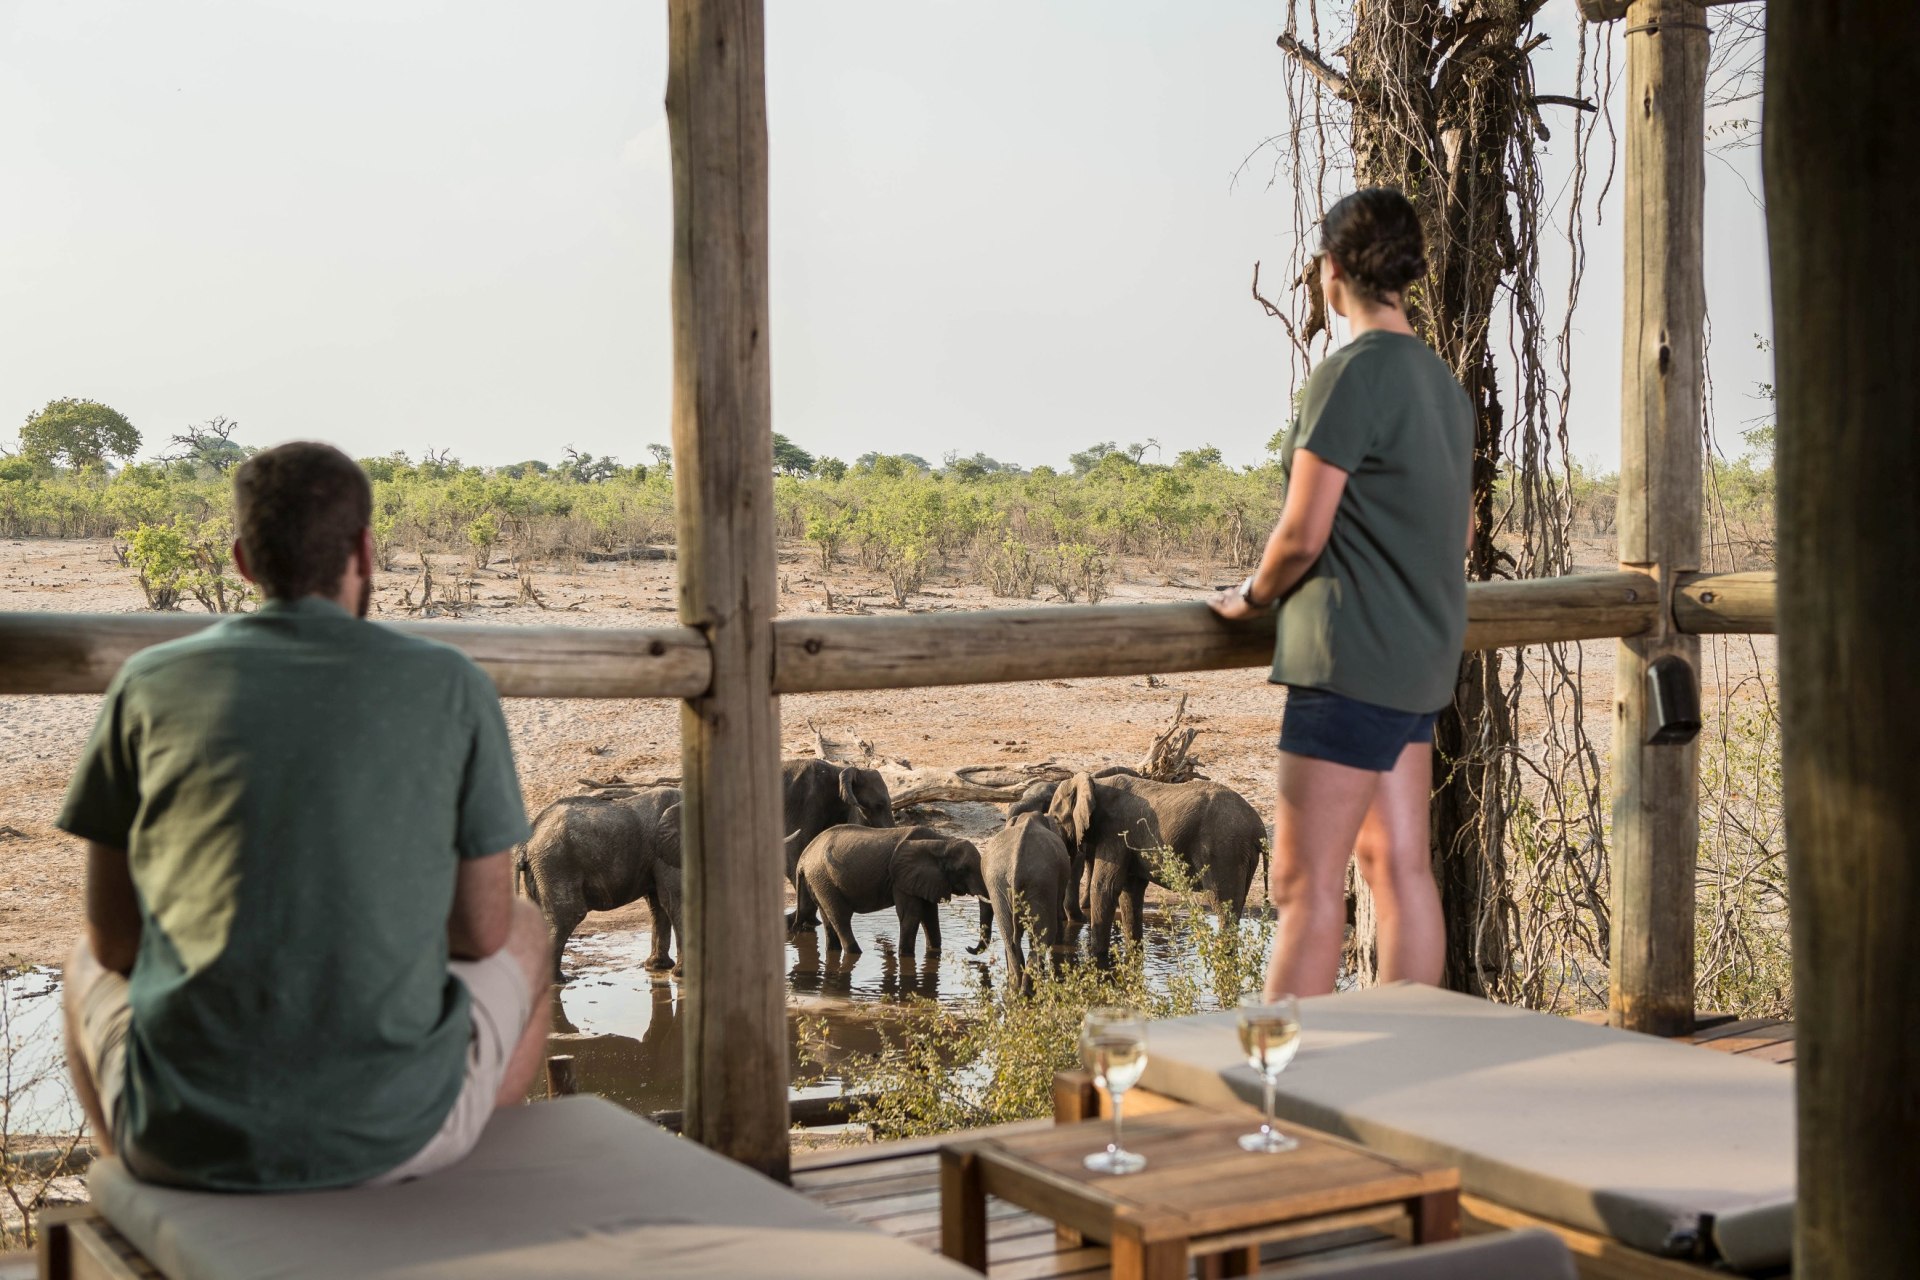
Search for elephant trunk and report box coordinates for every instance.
[966,897,993,955]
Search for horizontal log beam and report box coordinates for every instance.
[771,572,1662,693]
[1575,0,1746,21]
[1673,570,1775,635]
[0,571,1775,699]
[0,613,712,699]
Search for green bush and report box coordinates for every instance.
[124,518,251,613]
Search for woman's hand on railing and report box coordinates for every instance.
[1207,584,1262,621]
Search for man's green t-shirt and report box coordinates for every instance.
[57,598,530,1190]
[1270,329,1474,713]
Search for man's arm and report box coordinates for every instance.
[85,842,142,976]
[449,848,516,960]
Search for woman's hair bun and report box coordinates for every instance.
[1320,188,1427,304]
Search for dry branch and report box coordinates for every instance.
[1275,31,1353,101]
[1137,694,1204,783]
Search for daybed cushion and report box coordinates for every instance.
[1285,1229,1577,1280]
[88,1095,973,1279]
[1139,984,1794,1272]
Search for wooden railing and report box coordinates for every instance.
[0,569,1775,700]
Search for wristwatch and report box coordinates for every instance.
[1238,574,1273,609]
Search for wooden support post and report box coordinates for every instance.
[1765,2,1920,1275]
[1609,0,1707,1037]
[544,1054,577,1098]
[665,0,789,1180]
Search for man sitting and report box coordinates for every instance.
[59,441,549,1189]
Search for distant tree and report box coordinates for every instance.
[161,416,252,474]
[1175,445,1224,469]
[941,450,1016,479]
[646,442,673,471]
[772,433,816,476]
[558,446,617,484]
[497,459,552,479]
[854,453,919,479]
[1068,442,1119,475]
[1123,438,1161,464]
[898,453,931,471]
[815,456,848,482]
[20,398,140,470]
[359,451,410,482]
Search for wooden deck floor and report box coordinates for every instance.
[1573,1011,1797,1063]
[792,1013,1794,1278]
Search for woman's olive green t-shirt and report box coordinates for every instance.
[1270,329,1473,713]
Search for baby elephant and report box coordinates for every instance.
[793,826,987,957]
[967,812,1072,993]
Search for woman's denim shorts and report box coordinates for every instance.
[1278,686,1441,772]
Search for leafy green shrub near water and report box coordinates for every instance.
[798,851,1272,1140]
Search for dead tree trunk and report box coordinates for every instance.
[1765,0,1920,1272]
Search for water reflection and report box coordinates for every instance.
[0,966,80,1134]
[549,898,996,1117]
[546,897,1270,1121]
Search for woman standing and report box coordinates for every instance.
[1209,188,1472,998]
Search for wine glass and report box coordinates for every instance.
[1236,993,1301,1153]
[1080,1006,1148,1174]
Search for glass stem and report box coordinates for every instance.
[1263,1070,1277,1136]
[1111,1089,1125,1155]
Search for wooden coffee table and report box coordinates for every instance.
[938,1104,1459,1279]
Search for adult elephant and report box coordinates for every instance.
[792,826,987,957]
[518,758,893,981]
[516,787,683,982]
[1020,768,1262,926]
[1046,771,1262,965]
[966,812,1072,994]
[782,758,895,930]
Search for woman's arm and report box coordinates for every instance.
[1208,450,1349,620]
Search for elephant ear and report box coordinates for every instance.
[1047,773,1095,847]
[895,839,955,904]
[838,766,867,820]
[948,840,988,898]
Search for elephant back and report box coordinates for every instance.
[525,787,680,911]
[1103,775,1262,899]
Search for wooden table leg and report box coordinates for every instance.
[939,1146,989,1272]
[1411,1189,1461,1243]
[1199,1244,1262,1277]
[1110,1231,1187,1280]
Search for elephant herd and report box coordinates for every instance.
[515,759,1267,990]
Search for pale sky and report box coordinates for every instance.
[0,1,1773,474]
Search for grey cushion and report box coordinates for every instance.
[89,1096,974,1279]
[1710,1197,1795,1274]
[1283,1229,1577,1280]
[1140,984,1794,1272]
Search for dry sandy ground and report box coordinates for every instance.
[0,536,1775,966]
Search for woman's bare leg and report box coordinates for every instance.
[1264,751,1382,998]
[1352,741,1445,986]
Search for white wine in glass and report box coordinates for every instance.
[1080,1007,1148,1174]
[1236,994,1301,1153]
